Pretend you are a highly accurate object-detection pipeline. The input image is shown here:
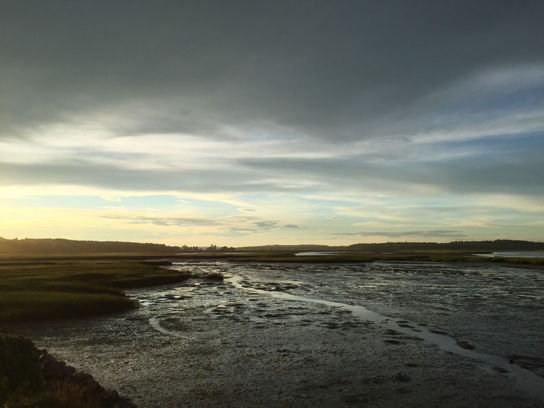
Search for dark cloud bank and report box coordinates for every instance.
[1,1,543,204]
[2,0,544,139]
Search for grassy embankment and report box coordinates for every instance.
[0,259,192,324]
[0,334,134,408]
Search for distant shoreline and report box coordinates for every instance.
[1,250,544,267]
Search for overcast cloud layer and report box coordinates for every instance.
[1,1,543,244]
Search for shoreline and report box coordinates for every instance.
[1,250,543,266]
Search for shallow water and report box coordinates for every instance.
[294,251,341,256]
[475,251,544,259]
[10,261,544,407]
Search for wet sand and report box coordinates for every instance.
[9,261,544,407]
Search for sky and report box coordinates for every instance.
[1,0,543,246]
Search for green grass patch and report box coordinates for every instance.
[0,292,135,323]
[0,260,192,324]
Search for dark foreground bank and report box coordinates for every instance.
[0,334,136,408]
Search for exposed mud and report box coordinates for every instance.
[9,261,544,407]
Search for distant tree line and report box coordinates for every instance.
[0,237,236,255]
[235,240,543,252]
[0,238,180,254]
[1,237,540,255]
[347,240,544,251]
[179,244,234,252]
[235,244,333,251]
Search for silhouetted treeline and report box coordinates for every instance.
[179,244,234,252]
[0,238,180,254]
[236,240,543,252]
[235,244,333,252]
[348,240,544,251]
[1,237,541,255]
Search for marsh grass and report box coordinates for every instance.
[1,252,540,325]
[178,251,544,265]
[0,260,191,324]
[0,292,135,323]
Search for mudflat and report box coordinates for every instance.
[8,261,544,407]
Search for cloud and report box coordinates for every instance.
[254,220,278,230]
[2,1,544,141]
[1,128,542,200]
[239,141,544,197]
[101,213,286,234]
[2,2,543,201]
[335,230,467,238]
[0,160,292,194]
[2,1,544,243]
[102,215,217,227]
[238,208,256,213]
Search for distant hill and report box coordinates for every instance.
[0,238,180,255]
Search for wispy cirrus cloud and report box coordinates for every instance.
[334,230,467,238]
[101,215,217,227]
[101,214,289,235]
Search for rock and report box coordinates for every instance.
[383,339,403,345]
[456,340,475,350]
[395,372,411,382]
[429,328,448,335]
